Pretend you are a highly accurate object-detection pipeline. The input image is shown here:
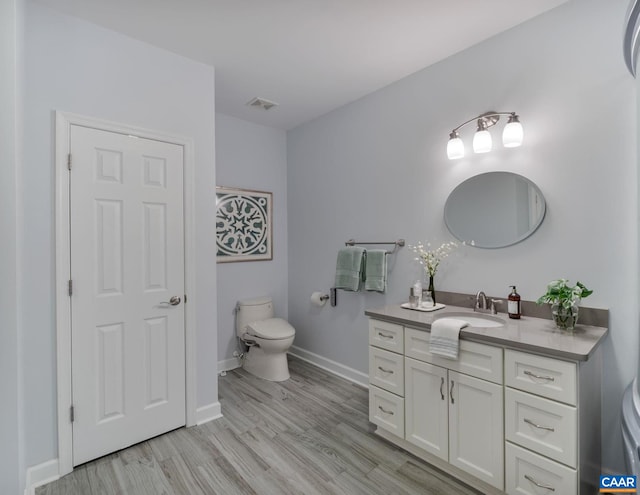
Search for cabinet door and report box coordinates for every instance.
[405,358,449,460]
[449,370,504,490]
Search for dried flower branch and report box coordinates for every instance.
[410,241,460,277]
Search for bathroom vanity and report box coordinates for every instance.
[365,302,608,495]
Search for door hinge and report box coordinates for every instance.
[184,294,187,303]
[70,405,75,423]
[67,153,72,170]
[68,279,73,296]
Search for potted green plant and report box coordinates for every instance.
[536,279,593,331]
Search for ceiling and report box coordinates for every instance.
[35,0,568,130]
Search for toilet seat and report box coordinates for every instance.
[246,318,295,340]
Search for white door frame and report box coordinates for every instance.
[54,111,198,476]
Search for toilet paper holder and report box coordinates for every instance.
[312,288,337,307]
[321,288,337,307]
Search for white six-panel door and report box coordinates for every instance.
[69,125,186,465]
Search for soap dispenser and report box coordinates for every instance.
[508,286,521,319]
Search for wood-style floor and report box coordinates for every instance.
[37,356,482,494]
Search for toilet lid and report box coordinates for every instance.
[246,318,295,340]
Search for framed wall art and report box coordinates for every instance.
[216,186,273,263]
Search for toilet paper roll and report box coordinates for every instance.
[310,291,327,307]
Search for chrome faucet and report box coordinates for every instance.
[474,291,502,315]
[475,291,488,311]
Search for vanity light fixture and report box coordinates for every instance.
[446,111,523,160]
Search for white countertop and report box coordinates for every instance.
[365,303,608,361]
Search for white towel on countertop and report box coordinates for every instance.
[429,318,469,360]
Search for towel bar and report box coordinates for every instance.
[345,238,405,255]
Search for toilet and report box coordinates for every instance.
[236,296,296,382]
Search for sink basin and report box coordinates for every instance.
[434,312,505,328]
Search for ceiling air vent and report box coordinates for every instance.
[246,97,278,111]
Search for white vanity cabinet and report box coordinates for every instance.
[404,328,504,489]
[366,309,605,495]
[369,321,504,490]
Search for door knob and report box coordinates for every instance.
[161,296,181,306]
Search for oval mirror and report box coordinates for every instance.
[444,172,546,249]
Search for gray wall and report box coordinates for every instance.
[1,0,25,492]
[215,113,288,364]
[287,0,636,474]
[23,2,218,469]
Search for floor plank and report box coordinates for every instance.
[85,455,125,495]
[159,454,208,495]
[37,356,483,495]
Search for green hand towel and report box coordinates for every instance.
[335,247,366,291]
[364,249,387,292]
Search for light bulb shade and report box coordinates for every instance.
[447,136,464,160]
[502,120,524,148]
[473,129,492,153]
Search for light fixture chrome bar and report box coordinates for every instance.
[451,111,516,133]
[447,110,523,160]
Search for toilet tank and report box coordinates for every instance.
[236,296,274,337]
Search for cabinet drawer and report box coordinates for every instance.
[369,320,404,353]
[405,327,503,384]
[505,349,577,405]
[369,346,404,396]
[369,385,404,437]
[505,388,577,468]
[506,442,577,495]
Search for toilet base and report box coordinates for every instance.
[243,345,291,382]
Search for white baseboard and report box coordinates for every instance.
[195,402,222,425]
[289,345,369,388]
[220,348,368,389]
[24,458,59,495]
[218,357,241,373]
